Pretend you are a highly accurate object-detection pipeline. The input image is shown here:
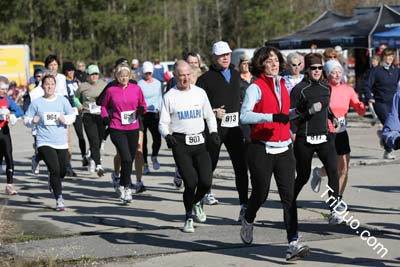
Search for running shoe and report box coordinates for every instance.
[328,211,344,225]
[135,181,146,193]
[383,151,396,160]
[192,202,206,223]
[124,187,133,202]
[173,168,183,189]
[183,218,194,233]
[31,155,39,175]
[310,167,322,193]
[203,192,219,205]
[119,186,126,202]
[286,238,310,261]
[238,205,247,222]
[151,156,160,170]
[56,197,65,211]
[240,218,253,244]
[66,165,77,177]
[95,164,105,177]
[88,159,96,173]
[5,184,17,195]
[143,164,150,175]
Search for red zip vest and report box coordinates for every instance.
[250,74,291,142]
[0,97,9,128]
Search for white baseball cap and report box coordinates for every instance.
[142,61,154,73]
[212,41,232,56]
[131,59,139,65]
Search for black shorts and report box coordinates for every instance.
[335,131,351,155]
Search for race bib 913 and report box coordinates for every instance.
[221,112,239,128]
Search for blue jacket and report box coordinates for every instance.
[364,66,400,102]
[382,90,400,149]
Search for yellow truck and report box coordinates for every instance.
[0,44,31,87]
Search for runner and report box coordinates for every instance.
[24,75,76,211]
[0,76,24,195]
[310,60,366,205]
[76,64,107,177]
[239,47,309,261]
[100,64,147,203]
[159,60,219,233]
[196,41,249,210]
[63,61,88,169]
[137,61,163,175]
[364,48,400,159]
[290,53,342,224]
[382,90,400,151]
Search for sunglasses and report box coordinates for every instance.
[35,75,42,78]
[310,66,323,70]
[328,55,337,59]
[291,63,301,67]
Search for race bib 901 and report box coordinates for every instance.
[185,133,205,145]
[306,134,327,145]
[121,110,136,125]
[43,112,60,126]
[221,112,239,128]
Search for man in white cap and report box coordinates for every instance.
[196,41,249,219]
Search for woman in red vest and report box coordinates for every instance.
[0,76,24,195]
[239,47,309,261]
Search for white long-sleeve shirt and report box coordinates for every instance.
[159,84,217,137]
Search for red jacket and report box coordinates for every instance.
[0,97,9,128]
[251,74,291,142]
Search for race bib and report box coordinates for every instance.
[0,114,6,121]
[89,102,101,114]
[43,112,60,126]
[72,107,79,116]
[306,135,327,144]
[336,117,346,133]
[121,110,136,125]
[221,112,239,128]
[265,145,288,155]
[185,133,205,145]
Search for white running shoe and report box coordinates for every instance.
[95,164,105,177]
[151,156,160,170]
[193,202,206,223]
[32,155,39,175]
[310,167,322,193]
[240,218,253,244]
[143,164,150,175]
[5,184,17,195]
[119,186,126,202]
[88,159,96,173]
[203,193,219,205]
[328,211,344,225]
[56,197,65,211]
[124,187,132,202]
[286,238,310,261]
[183,218,194,233]
[383,151,396,160]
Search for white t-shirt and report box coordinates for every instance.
[159,84,217,137]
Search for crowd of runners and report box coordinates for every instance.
[1,41,400,261]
